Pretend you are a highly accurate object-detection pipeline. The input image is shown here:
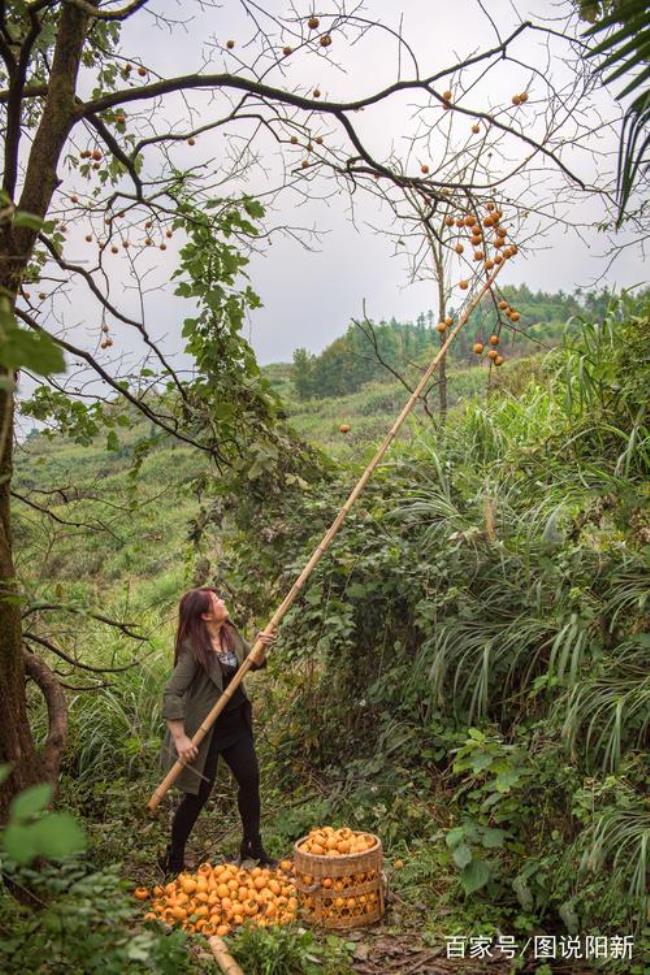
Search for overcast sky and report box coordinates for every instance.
[24,0,647,390]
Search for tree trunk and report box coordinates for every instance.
[0,377,40,822]
[0,2,91,820]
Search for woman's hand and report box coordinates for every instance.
[255,627,277,647]
[174,734,199,764]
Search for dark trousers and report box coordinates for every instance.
[169,708,260,866]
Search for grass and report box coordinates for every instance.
[283,353,542,460]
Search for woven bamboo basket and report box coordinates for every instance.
[293,832,386,930]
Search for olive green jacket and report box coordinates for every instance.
[159,625,266,795]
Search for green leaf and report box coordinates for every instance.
[29,813,86,858]
[347,583,371,598]
[467,728,485,741]
[559,899,579,934]
[0,764,11,787]
[470,752,494,772]
[481,827,506,849]
[0,319,66,375]
[2,822,39,864]
[243,198,265,219]
[106,430,119,451]
[513,873,534,911]
[460,858,490,894]
[480,791,503,811]
[9,783,53,821]
[453,843,473,869]
[445,826,465,848]
[13,210,44,231]
[494,770,521,792]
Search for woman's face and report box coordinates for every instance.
[201,590,228,624]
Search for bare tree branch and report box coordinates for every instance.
[62,0,151,21]
[24,631,141,673]
[85,110,145,198]
[3,1,44,198]
[75,23,587,194]
[352,310,435,420]
[36,233,189,403]
[11,487,123,537]
[22,602,147,640]
[15,305,226,461]
[0,83,48,103]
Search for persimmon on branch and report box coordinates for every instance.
[1,20,589,199]
[351,21,608,406]
[36,231,188,397]
[74,63,586,194]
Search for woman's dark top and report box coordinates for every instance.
[213,647,247,726]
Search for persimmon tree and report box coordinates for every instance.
[0,0,621,818]
[350,24,618,421]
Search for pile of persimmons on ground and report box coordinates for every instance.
[133,827,382,936]
[134,859,298,937]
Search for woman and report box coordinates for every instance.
[158,586,277,877]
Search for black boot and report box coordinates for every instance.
[242,835,278,869]
[239,837,251,863]
[157,843,184,879]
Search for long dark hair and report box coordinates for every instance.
[174,587,236,671]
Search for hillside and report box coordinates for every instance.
[14,349,538,581]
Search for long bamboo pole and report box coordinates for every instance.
[147,266,503,813]
[208,935,245,975]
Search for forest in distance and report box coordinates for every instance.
[288,285,621,400]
